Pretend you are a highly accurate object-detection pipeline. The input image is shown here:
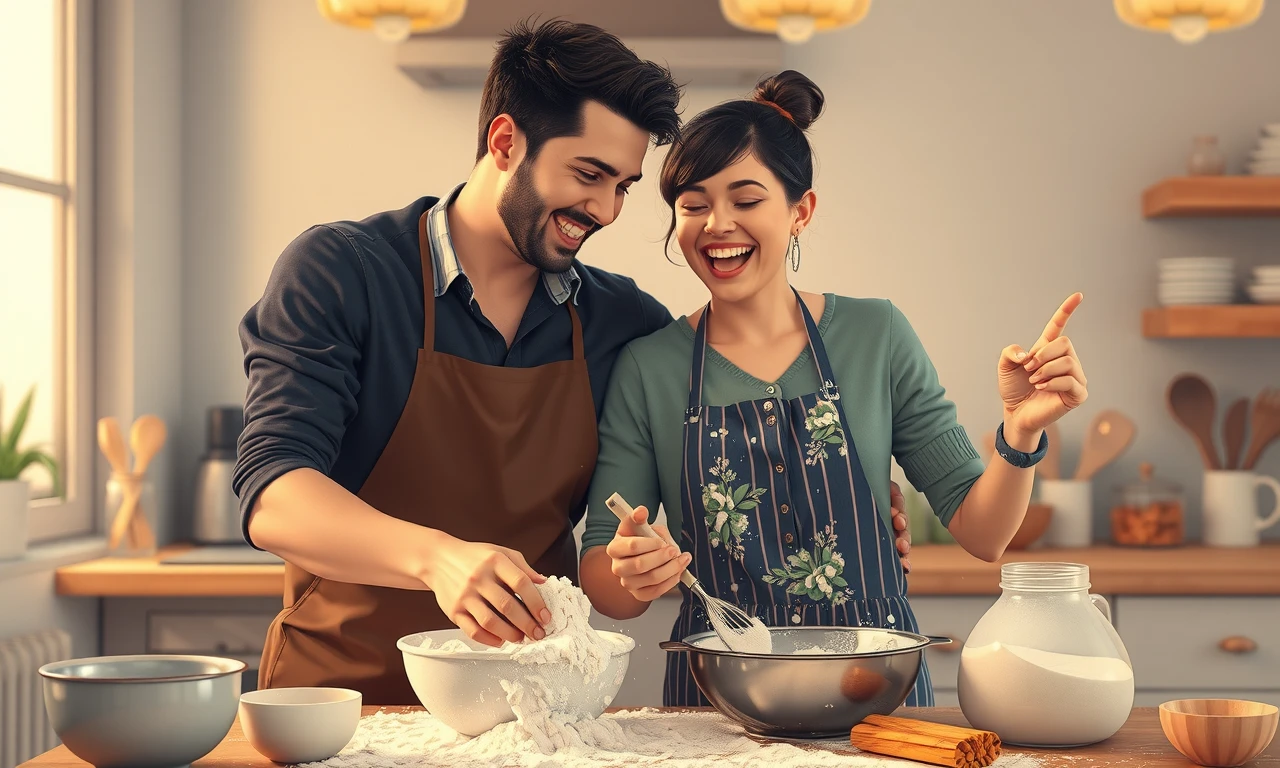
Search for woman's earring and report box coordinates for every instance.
[789,234,801,272]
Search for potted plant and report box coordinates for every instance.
[0,385,61,560]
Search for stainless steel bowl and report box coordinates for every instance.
[660,626,952,738]
[39,654,245,768]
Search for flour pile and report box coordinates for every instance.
[312,708,1047,768]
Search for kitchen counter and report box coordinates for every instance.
[54,542,1280,597]
[20,706,1278,767]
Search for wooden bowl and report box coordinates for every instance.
[1006,503,1052,550]
[1159,698,1279,767]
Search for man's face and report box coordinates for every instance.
[497,101,650,273]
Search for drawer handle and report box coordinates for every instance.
[1218,636,1257,654]
[928,634,962,653]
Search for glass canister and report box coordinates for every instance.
[957,563,1134,747]
[1111,462,1184,547]
[1187,135,1225,175]
[106,471,158,558]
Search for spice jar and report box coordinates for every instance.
[1111,463,1184,547]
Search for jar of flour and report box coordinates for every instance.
[956,562,1134,748]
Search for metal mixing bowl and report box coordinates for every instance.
[39,654,245,768]
[660,626,952,738]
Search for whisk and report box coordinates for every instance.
[605,492,772,655]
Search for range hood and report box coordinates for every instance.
[395,36,782,89]
[392,0,782,89]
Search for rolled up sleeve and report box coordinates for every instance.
[233,225,369,547]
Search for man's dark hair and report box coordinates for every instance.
[476,18,683,162]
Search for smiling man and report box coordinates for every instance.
[234,19,912,706]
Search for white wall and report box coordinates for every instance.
[178,0,1280,545]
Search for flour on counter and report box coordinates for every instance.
[310,708,1048,768]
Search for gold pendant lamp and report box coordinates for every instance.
[719,0,873,44]
[1114,0,1264,44]
[316,0,466,43]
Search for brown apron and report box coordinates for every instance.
[257,211,599,704]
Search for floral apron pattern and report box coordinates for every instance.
[665,291,934,707]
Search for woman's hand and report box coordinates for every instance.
[998,293,1088,437]
[606,505,692,603]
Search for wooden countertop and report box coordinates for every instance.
[22,705,1278,767]
[54,542,1280,598]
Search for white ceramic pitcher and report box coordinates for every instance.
[957,562,1134,747]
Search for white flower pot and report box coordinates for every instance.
[0,479,31,560]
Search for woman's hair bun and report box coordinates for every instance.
[751,70,824,131]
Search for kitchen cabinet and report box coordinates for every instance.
[63,544,1280,708]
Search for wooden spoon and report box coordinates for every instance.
[96,417,130,475]
[1242,388,1280,470]
[1167,374,1221,470]
[1074,410,1136,480]
[129,415,167,475]
[1222,397,1250,470]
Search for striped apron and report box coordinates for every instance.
[664,291,933,707]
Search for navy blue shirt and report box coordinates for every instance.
[233,191,674,547]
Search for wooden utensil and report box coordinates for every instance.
[1242,388,1280,470]
[850,713,1001,767]
[1159,698,1278,768]
[1167,374,1221,470]
[1223,397,1250,470]
[96,417,130,475]
[129,415,167,475]
[1074,409,1136,480]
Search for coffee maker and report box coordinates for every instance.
[193,405,244,544]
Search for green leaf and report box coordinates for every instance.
[719,523,732,543]
[732,484,749,505]
[832,576,848,588]
[807,587,824,600]
[738,500,758,510]
[2,386,35,456]
[18,449,61,494]
[825,435,843,445]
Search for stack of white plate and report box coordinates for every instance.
[1247,124,1280,176]
[1158,257,1235,306]
[1247,265,1280,304]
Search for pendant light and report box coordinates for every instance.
[316,0,466,43]
[1114,0,1264,44]
[719,0,873,44]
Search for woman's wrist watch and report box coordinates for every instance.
[994,422,1048,468]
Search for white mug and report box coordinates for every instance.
[1037,479,1092,548]
[1202,470,1280,547]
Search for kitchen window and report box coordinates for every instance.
[0,0,94,542]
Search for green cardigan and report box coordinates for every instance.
[580,294,985,556]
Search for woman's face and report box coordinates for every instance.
[674,152,813,305]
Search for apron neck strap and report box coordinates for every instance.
[417,209,586,361]
[687,290,837,413]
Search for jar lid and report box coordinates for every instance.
[1117,462,1182,500]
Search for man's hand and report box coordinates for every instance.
[889,480,911,573]
[423,537,551,648]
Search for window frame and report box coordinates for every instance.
[0,0,96,543]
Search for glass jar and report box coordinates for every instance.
[1187,135,1225,175]
[957,563,1134,747]
[1111,462,1184,546]
[106,472,157,558]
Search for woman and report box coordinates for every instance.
[578,70,1087,707]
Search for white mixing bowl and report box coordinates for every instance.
[397,629,634,736]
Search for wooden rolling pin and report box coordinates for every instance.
[850,714,1001,768]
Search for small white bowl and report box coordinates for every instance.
[239,687,362,764]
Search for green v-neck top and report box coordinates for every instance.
[580,294,986,556]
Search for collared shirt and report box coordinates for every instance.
[426,184,581,306]
[234,192,674,546]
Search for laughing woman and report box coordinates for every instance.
[578,70,1087,707]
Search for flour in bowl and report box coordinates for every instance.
[418,575,623,682]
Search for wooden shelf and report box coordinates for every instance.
[1142,176,1280,217]
[1142,305,1280,338]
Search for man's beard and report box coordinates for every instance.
[496,159,594,274]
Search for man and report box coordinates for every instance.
[234,18,912,705]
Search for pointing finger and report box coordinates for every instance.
[1029,292,1083,356]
